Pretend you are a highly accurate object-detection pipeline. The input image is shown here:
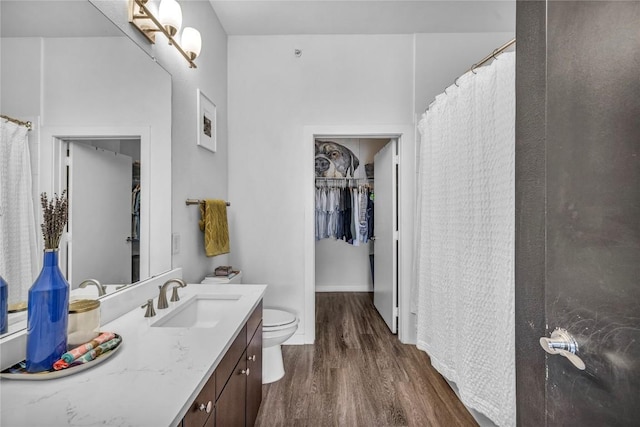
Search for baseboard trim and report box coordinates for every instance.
[315,285,373,293]
[283,334,307,345]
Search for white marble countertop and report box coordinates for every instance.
[0,283,267,427]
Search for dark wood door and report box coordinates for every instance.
[544,2,640,424]
[246,325,263,427]
[517,1,640,425]
[215,352,247,427]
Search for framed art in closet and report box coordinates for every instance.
[196,88,217,152]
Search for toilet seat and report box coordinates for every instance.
[263,309,298,331]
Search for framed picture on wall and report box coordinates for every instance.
[197,89,216,152]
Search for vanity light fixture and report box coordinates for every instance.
[158,0,182,37]
[128,0,201,68]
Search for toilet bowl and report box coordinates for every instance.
[262,308,299,384]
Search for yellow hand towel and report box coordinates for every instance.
[199,199,230,257]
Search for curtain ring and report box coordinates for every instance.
[492,48,499,60]
[454,77,460,87]
[471,63,478,74]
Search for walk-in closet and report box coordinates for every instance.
[314,137,398,330]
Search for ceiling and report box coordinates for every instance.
[209,0,516,36]
[1,1,515,39]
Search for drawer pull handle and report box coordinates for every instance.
[198,401,213,414]
[241,368,251,376]
[248,355,256,362]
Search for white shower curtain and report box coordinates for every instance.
[415,52,515,427]
[0,119,38,304]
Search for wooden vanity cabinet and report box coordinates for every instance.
[182,372,216,427]
[181,301,263,427]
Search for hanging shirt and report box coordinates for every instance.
[351,187,360,247]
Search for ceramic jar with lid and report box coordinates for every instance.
[67,299,101,347]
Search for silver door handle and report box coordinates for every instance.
[539,328,585,370]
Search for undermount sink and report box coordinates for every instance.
[151,294,242,328]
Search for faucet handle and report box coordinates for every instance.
[141,299,156,317]
[170,286,181,302]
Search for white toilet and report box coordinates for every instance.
[262,308,299,384]
[200,272,299,384]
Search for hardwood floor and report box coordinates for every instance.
[255,292,478,427]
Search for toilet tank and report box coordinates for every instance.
[200,271,243,284]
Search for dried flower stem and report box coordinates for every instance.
[40,190,68,250]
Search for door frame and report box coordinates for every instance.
[66,140,134,287]
[303,124,415,344]
[37,126,152,284]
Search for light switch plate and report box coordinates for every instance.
[172,233,180,254]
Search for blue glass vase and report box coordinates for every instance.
[0,275,7,334]
[26,249,69,372]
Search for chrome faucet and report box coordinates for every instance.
[78,279,106,296]
[157,278,187,309]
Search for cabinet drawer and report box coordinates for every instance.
[246,301,263,346]
[216,325,247,400]
[182,372,215,427]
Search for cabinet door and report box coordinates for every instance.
[215,353,247,427]
[216,326,247,400]
[246,324,263,427]
[183,372,216,427]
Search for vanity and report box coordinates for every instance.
[0,280,266,426]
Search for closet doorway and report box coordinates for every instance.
[314,137,399,333]
[303,124,415,345]
[64,138,141,288]
[54,136,141,289]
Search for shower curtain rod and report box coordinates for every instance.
[470,38,516,74]
[424,38,516,113]
[1,114,32,130]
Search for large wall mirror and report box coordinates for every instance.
[0,1,172,337]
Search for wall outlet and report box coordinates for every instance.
[172,233,180,255]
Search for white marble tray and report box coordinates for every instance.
[0,334,122,381]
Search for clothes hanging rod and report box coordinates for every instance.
[1,114,32,130]
[424,38,516,113]
[185,199,230,206]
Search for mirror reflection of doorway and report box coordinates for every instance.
[64,138,140,289]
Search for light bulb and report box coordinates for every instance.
[159,0,182,36]
[182,27,202,60]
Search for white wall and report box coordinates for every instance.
[228,35,414,343]
[93,0,230,283]
[163,2,230,283]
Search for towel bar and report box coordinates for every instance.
[186,199,230,206]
